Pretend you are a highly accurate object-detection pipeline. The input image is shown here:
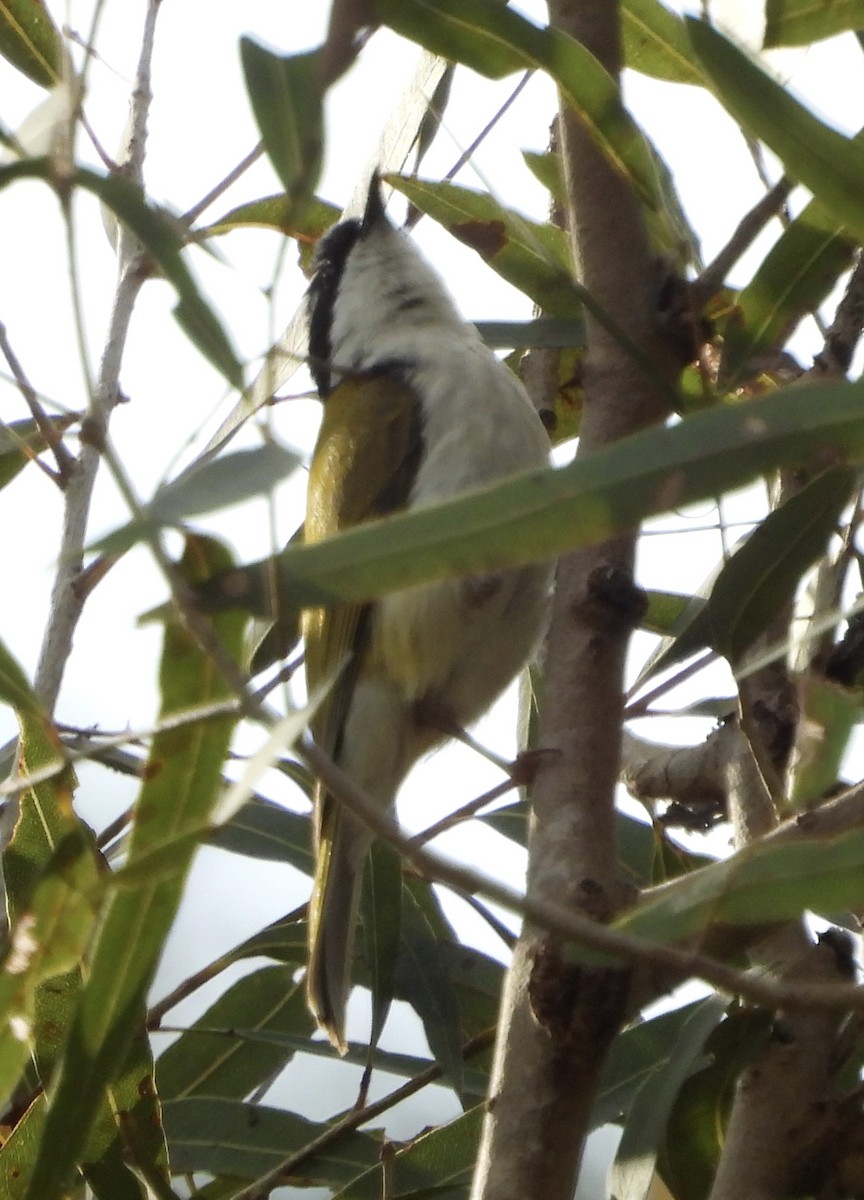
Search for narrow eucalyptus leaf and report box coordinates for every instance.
[240,39,323,209]
[0,0,63,87]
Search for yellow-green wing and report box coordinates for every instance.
[302,372,422,758]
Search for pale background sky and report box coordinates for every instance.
[0,3,862,1196]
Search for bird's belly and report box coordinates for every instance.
[367,562,548,730]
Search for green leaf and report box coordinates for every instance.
[197,379,864,618]
[83,1035,169,1200]
[0,0,62,87]
[687,18,864,246]
[592,1000,715,1128]
[0,1096,46,1200]
[240,39,323,213]
[388,175,580,317]
[787,675,857,809]
[151,443,300,522]
[94,443,301,554]
[198,192,339,240]
[641,590,696,637]
[22,536,246,1200]
[197,192,338,271]
[0,636,45,722]
[708,467,854,662]
[764,0,864,47]
[374,0,663,209]
[156,967,311,1100]
[616,820,864,946]
[473,317,585,349]
[0,414,76,489]
[0,835,98,1113]
[658,1008,771,1200]
[333,1105,482,1198]
[609,996,726,1200]
[78,169,244,390]
[224,912,308,967]
[361,840,402,1049]
[162,1097,381,1184]
[395,886,463,1096]
[523,140,700,272]
[621,0,704,84]
[0,650,166,1196]
[481,802,711,889]
[722,195,858,383]
[208,795,313,872]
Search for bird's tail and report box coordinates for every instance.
[306,800,371,1053]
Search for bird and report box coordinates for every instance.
[303,174,551,1051]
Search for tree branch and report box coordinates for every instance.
[33,0,163,713]
[470,4,679,1195]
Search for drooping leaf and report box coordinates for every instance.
[387,175,581,317]
[197,379,864,618]
[394,885,464,1096]
[707,467,854,662]
[688,18,864,247]
[82,1035,169,1200]
[0,1096,46,1200]
[207,795,313,872]
[635,467,854,682]
[621,0,704,84]
[473,317,585,349]
[151,443,301,523]
[592,1000,716,1128]
[721,195,858,384]
[0,647,167,1196]
[787,674,858,810]
[641,590,697,637]
[333,1105,482,1198]
[0,0,62,87]
[0,834,97,1113]
[156,967,311,1101]
[609,996,727,1200]
[763,0,864,47]
[21,536,246,1200]
[658,1008,771,1200]
[223,912,308,967]
[197,192,339,269]
[240,39,323,213]
[93,442,301,555]
[162,1096,381,1184]
[361,840,402,1049]
[615,819,864,947]
[482,801,711,890]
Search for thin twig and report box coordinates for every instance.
[0,697,242,796]
[230,1027,496,1200]
[182,143,264,226]
[300,737,864,1014]
[625,649,717,716]
[0,322,75,479]
[694,178,792,301]
[403,71,534,231]
[409,778,516,847]
[32,0,164,713]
